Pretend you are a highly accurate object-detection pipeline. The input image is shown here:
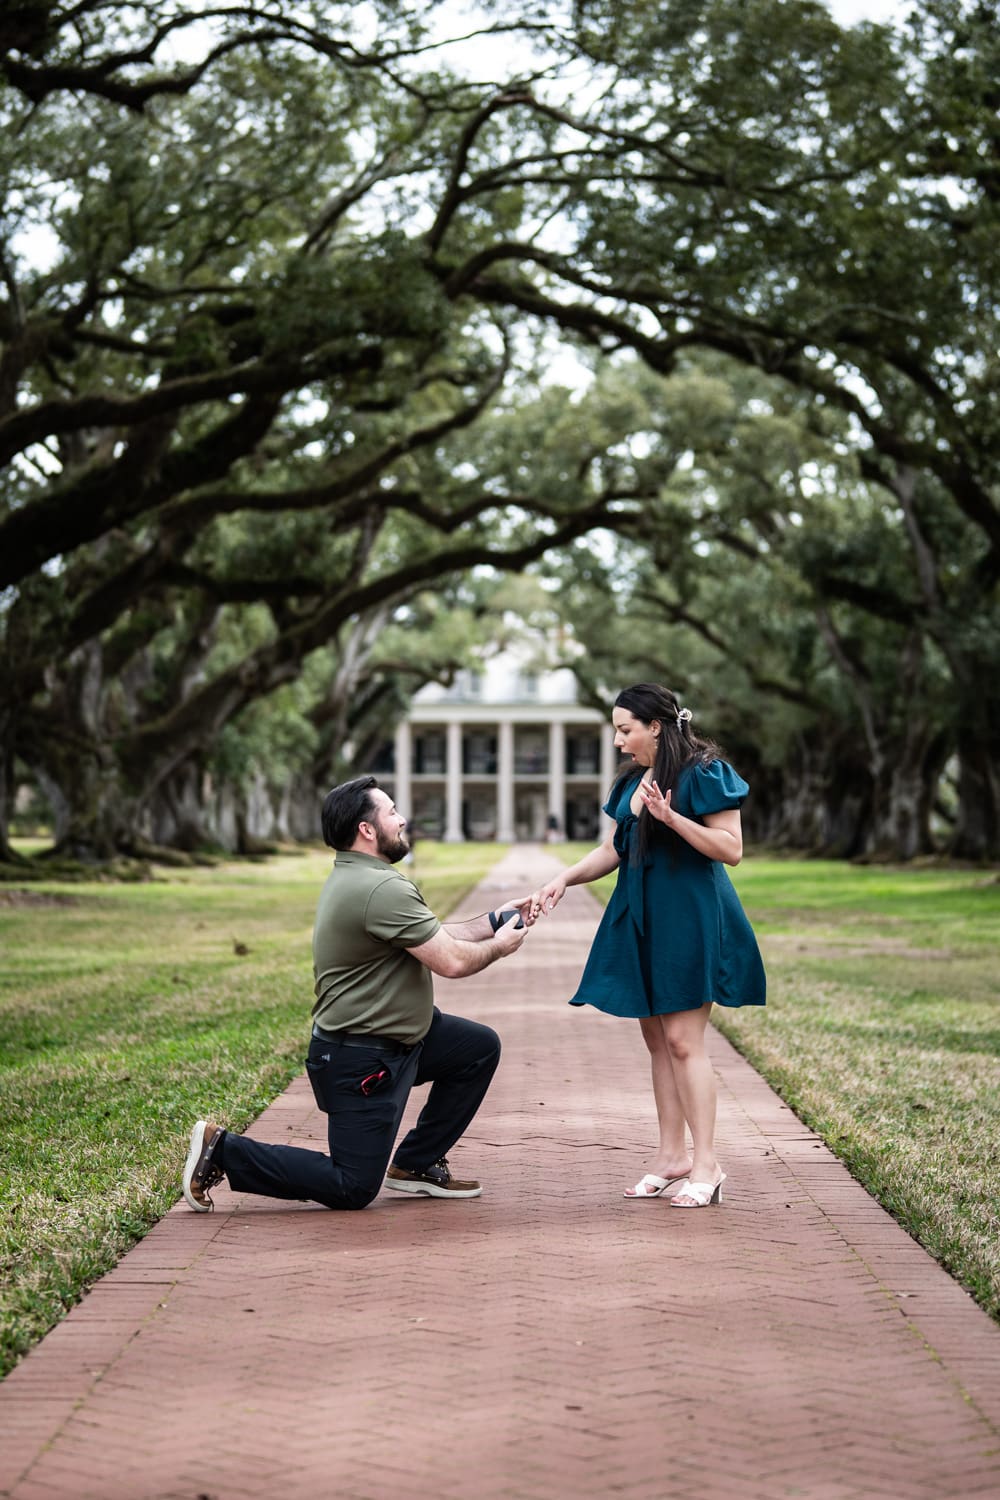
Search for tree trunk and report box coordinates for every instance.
[276,775,323,843]
[865,729,950,861]
[237,771,280,853]
[745,734,874,858]
[0,710,24,864]
[142,765,212,852]
[950,742,1000,860]
[40,747,135,862]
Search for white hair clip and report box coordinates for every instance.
[676,707,693,725]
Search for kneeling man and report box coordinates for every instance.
[182,776,527,1211]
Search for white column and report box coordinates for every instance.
[394,720,412,823]
[548,721,566,838]
[444,720,464,842]
[496,720,515,842]
[600,723,617,831]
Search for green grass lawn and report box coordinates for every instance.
[560,845,1000,1322]
[0,841,507,1378]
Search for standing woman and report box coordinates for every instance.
[528,683,765,1207]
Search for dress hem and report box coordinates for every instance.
[569,996,766,1015]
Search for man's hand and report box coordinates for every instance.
[492,914,527,955]
[491,897,534,930]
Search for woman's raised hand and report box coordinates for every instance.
[637,778,674,825]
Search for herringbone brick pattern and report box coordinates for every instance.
[2,847,999,1500]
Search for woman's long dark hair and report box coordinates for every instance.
[612,683,721,862]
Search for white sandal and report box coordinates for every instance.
[669,1173,726,1207]
[624,1172,688,1199]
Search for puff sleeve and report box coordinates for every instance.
[686,759,750,816]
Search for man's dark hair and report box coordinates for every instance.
[321,775,380,851]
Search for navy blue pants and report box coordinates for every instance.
[220,1008,501,1210]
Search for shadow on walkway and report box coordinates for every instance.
[2,846,999,1500]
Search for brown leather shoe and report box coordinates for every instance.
[182,1120,225,1212]
[384,1156,482,1199]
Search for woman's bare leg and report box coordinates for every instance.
[629,1015,692,1183]
[661,1004,723,1199]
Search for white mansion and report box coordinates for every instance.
[373,656,618,843]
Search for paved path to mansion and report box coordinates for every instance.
[2,846,999,1500]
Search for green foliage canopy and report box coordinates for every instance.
[1,0,997,859]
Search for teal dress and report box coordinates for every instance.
[570,759,766,1017]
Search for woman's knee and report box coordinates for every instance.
[639,1018,668,1056]
[664,1031,694,1062]
[663,1013,706,1062]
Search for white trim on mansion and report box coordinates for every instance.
[374,662,617,842]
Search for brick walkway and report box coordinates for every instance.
[2,845,999,1500]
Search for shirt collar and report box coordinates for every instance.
[334,849,394,870]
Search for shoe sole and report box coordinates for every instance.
[384,1178,482,1199]
[182,1120,213,1212]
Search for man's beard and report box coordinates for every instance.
[376,826,410,864]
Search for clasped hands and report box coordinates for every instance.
[514,876,566,927]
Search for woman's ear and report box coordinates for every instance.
[651,720,662,741]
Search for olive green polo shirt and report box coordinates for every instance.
[311,850,441,1045]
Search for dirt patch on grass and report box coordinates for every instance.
[764,932,954,960]
[0,890,79,908]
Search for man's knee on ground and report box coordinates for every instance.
[329,1178,383,1211]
